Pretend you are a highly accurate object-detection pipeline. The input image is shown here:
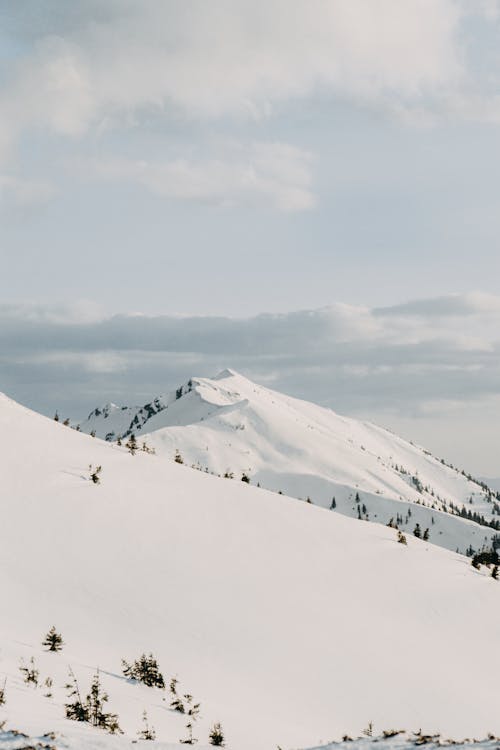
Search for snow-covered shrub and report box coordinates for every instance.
[209,722,225,746]
[43,625,64,652]
[65,668,121,734]
[122,653,165,688]
[19,657,39,687]
[138,710,156,740]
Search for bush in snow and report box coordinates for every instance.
[89,464,102,484]
[19,657,39,687]
[138,710,156,740]
[122,653,165,688]
[413,524,422,539]
[209,722,225,746]
[0,677,6,706]
[170,676,185,713]
[43,625,64,652]
[43,676,53,698]
[179,693,200,745]
[175,450,184,464]
[397,531,407,545]
[241,473,250,484]
[492,565,499,580]
[65,668,122,734]
[126,435,138,455]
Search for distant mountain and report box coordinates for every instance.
[80,369,500,557]
[4,390,500,747]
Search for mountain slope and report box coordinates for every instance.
[3,391,500,748]
[80,370,500,556]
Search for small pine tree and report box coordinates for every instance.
[492,565,499,580]
[413,523,422,539]
[87,671,121,733]
[89,465,102,484]
[44,676,53,698]
[126,434,137,455]
[175,450,184,464]
[180,694,200,745]
[0,677,6,706]
[355,492,361,504]
[138,710,156,740]
[90,430,96,438]
[66,669,122,733]
[170,676,185,713]
[423,528,430,541]
[43,625,64,652]
[397,530,407,545]
[19,657,39,687]
[209,722,225,746]
[241,473,250,484]
[65,667,89,722]
[330,497,336,510]
[117,436,122,446]
[122,654,165,688]
[54,412,59,422]
[363,722,373,737]
[63,418,70,426]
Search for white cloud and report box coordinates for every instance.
[89,142,314,211]
[0,0,466,154]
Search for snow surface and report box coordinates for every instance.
[80,370,500,556]
[3,391,500,749]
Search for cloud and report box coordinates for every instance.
[89,142,315,211]
[3,292,500,415]
[374,291,500,318]
[0,0,472,163]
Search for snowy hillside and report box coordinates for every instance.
[80,369,500,557]
[4,391,500,749]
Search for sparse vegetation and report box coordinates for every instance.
[89,464,102,484]
[43,626,64,652]
[65,668,122,734]
[179,693,200,745]
[138,710,156,740]
[209,722,225,746]
[19,657,39,687]
[122,653,165,688]
[126,435,138,455]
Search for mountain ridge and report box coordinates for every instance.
[78,369,500,557]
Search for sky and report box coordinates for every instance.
[1,1,500,475]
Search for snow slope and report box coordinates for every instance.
[3,392,500,747]
[80,370,500,557]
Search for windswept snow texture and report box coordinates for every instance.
[81,370,500,556]
[3,392,500,749]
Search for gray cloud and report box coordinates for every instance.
[2,294,500,419]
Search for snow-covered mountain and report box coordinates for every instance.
[80,369,500,557]
[4,390,500,749]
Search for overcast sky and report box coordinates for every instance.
[1,1,500,475]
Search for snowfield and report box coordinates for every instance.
[3,390,500,749]
[80,370,500,557]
